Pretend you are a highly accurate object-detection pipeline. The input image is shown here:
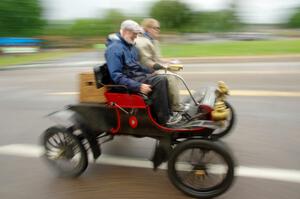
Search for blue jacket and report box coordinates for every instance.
[105,33,120,47]
[104,33,152,92]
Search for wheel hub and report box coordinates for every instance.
[194,164,207,176]
[194,169,206,176]
[64,146,75,159]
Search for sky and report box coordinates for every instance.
[42,0,300,24]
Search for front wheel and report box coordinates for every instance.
[211,101,236,139]
[42,126,88,178]
[168,140,235,199]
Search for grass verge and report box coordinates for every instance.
[0,49,85,67]
[161,39,300,57]
[1,39,300,67]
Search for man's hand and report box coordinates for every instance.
[153,63,165,70]
[140,84,152,94]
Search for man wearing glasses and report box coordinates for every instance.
[135,18,184,114]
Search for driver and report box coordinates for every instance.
[135,18,184,113]
[105,20,182,126]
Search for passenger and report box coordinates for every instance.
[104,20,182,126]
[135,18,184,113]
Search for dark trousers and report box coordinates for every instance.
[143,75,170,124]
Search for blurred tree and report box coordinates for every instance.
[69,19,100,37]
[182,10,240,33]
[68,10,125,37]
[150,0,192,30]
[68,19,110,37]
[287,8,300,28]
[0,0,45,36]
[103,9,125,24]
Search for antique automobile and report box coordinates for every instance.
[41,63,236,198]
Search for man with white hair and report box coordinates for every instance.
[104,20,182,126]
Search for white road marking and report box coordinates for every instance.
[1,144,300,184]
[47,92,79,95]
[47,90,300,97]
[4,61,102,69]
[180,70,300,75]
[3,60,300,69]
[0,144,42,158]
[179,90,300,97]
[230,90,300,97]
[180,61,300,68]
[236,167,300,184]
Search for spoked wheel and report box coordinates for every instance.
[211,101,236,139]
[168,140,235,199]
[42,126,88,177]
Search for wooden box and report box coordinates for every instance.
[79,72,107,103]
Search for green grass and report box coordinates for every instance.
[161,39,300,57]
[1,39,300,67]
[0,50,83,67]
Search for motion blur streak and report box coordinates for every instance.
[46,90,300,97]
[1,144,300,184]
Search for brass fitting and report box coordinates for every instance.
[195,170,206,176]
[211,101,229,121]
[212,81,230,121]
[218,81,229,95]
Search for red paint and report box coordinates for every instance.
[105,91,209,134]
[105,92,146,108]
[199,104,213,113]
[199,104,213,120]
[110,108,121,134]
[129,115,138,128]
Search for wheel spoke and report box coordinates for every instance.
[47,137,59,148]
[72,145,81,154]
[53,134,63,146]
[42,126,88,177]
[45,140,57,149]
[172,144,231,191]
[58,132,67,147]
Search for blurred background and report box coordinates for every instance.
[1,1,300,199]
[0,0,300,55]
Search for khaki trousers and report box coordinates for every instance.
[156,70,182,112]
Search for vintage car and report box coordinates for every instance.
[41,63,236,198]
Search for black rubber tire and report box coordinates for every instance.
[211,101,236,139]
[42,126,88,178]
[168,140,235,199]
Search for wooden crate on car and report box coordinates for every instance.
[79,72,107,103]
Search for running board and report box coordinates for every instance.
[180,120,222,129]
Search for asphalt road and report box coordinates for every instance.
[0,59,300,199]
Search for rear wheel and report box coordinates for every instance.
[168,140,235,198]
[42,126,88,177]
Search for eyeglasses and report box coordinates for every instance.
[152,26,160,31]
